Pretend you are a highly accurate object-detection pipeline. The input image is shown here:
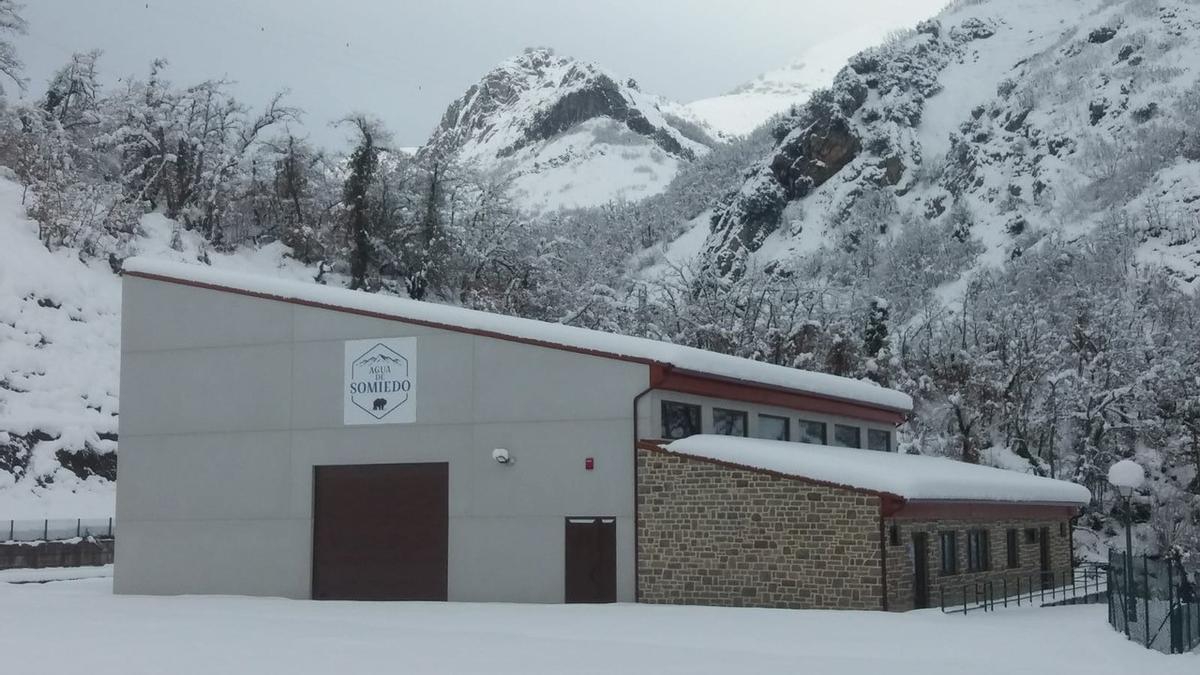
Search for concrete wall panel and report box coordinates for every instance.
[116,431,293,522]
[122,277,293,352]
[292,305,443,342]
[114,518,312,598]
[119,344,293,436]
[473,338,644,423]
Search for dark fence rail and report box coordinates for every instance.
[940,564,1108,614]
[3,518,114,542]
[1108,550,1199,654]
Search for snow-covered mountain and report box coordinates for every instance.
[421,47,713,212]
[682,24,903,138]
[696,0,1200,290]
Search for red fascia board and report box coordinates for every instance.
[126,270,907,422]
[655,368,907,425]
[887,500,1081,521]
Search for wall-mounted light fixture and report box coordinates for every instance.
[492,448,512,465]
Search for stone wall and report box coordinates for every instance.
[0,537,115,570]
[637,448,884,610]
[884,518,1073,611]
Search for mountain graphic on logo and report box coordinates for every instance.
[357,352,406,368]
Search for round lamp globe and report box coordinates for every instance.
[1107,459,1145,495]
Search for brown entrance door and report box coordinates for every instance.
[312,463,448,601]
[912,532,930,609]
[1039,526,1052,589]
[564,517,616,603]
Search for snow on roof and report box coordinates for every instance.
[122,258,913,412]
[662,436,1091,505]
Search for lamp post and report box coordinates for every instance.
[1107,459,1145,637]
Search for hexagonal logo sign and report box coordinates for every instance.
[343,337,417,425]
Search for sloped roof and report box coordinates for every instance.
[660,435,1091,505]
[122,257,913,412]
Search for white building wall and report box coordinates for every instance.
[116,276,650,601]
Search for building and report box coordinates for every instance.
[637,436,1088,610]
[116,259,1090,608]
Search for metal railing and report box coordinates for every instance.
[940,564,1108,614]
[1108,550,1199,654]
[2,518,115,543]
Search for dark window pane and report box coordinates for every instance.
[712,408,748,437]
[757,414,789,441]
[833,424,861,448]
[967,529,989,572]
[867,429,891,452]
[797,420,826,445]
[661,401,700,439]
[1006,529,1019,568]
[940,531,958,575]
[888,524,900,546]
[1025,528,1038,544]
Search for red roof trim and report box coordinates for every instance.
[126,269,908,420]
[657,369,907,425]
[887,500,1080,521]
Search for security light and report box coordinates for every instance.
[492,448,512,465]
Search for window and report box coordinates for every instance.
[833,424,862,448]
[967,529,990,572]
[867,429,891,452]
[797,420,827,445]
[712,408,748,437]
[1059,522,1066,537]
[888,524,900,546]
[661,401,700,439]
[1006,529,1020,568]
[939,531,958,575]
[757,414,789,441]
[1025,528,1038,544]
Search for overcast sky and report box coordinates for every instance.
[13,0,947,149]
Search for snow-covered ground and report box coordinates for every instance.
[0,578,1192,673]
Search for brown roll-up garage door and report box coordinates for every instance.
[312,463,448,601]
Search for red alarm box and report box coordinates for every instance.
[585,457,594,471]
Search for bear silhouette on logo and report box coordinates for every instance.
[372,398,387,411]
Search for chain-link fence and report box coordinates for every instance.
[3,518,114,542]
[1108,549,1200,654]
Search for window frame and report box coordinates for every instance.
[660,400,701,440]
[939,531,958,575]
[1006,528,1020,569]
[756,414,790,441]
[711,407,749,437]
[967,529,990,572]
[797,419,827,445]
[867,428,891,452]
[832,424,862,449]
